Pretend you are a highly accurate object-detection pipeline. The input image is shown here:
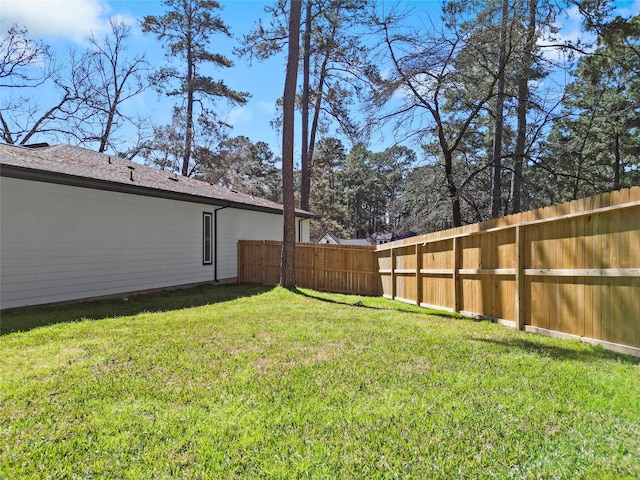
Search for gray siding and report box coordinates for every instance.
[1,177,309,308]
[215,208,310,280]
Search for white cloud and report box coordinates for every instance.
[539,6,596,62]
[226,106,252,126]
[561,5,585,43]
[540,1,640,62]
[1,0,111,43]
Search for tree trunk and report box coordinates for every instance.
[183,84,194,176]
[182,28,194,177]
[308,47,329,169]
[444,150,462,227]
[510,0,537,214]
[300,0,312,212]
[613,130,621,190]
[99,89,120,153]
[510,76,526,213]
[490,0,509,218]
[281,0,303,289]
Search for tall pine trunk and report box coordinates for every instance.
[183,38,195,177]
[300,0,312,212]
[281,0,303,288]
[510,76,527,213]
[510,0,537,214]
[183,83,194,177]
[490,0,509,218]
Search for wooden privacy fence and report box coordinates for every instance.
[378,187,640,356]
[237,241,380,296]
[238,188,640,356]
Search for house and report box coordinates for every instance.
[370,230,418,245]
[317,232,341,244]
[317,232,372,246]
[318,231,417,246]
[0,143,315,309]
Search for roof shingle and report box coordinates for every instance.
[0,143,316,218]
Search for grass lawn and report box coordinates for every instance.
[1,285,639,479]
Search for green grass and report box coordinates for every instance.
[1,285,638,479]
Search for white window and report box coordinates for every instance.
[203,212,212,265]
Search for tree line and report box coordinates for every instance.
[2,0,638,238]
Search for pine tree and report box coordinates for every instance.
[142,0,248,177]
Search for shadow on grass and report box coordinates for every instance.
[474,337,639,365]
[292,288,461,319]
[1,283,274,336]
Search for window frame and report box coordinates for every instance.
[203,212,213,265]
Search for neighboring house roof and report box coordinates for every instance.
[318,232,372,246]
[392,231,418,241]
[371,230,418,244]
[318,232,341,244]
[0,143,317,218]
[371,231,393,243]
[339,238,372,246]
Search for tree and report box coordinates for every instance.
[571,0,640,62]
[239,0,368,211]
[1,22,149,154]
[281,0,303,288]
[399,162,458,233]
[141,0,249,176]
[0,25,79,145]
[509,0,539,213]
[537,21,640,202]
[200,136,281,202]
[139,112,186,172]
[308,137,350,238]
[364,0,579,226]
[337,144,384,237]
[366,6,501,227]
[0,25,52,88]
[73,18,149,154]
[324,143,415,238]
[301,0,313,211]
[141,107,230,177]
[489,0,510,218]
[298,0,367,211]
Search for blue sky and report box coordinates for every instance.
[1,1,302,154]
[1,0,639,157]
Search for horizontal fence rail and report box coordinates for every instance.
[377,187,640,356]
[238,187,639,357]
[237,241,381,296]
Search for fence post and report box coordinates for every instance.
[453,237,461,312]
[313,246,318,291]
[415,243,422,307]
[515,225,526,330]
[261,240,267,285]
[237,241,244,282]
[391,247,396,300]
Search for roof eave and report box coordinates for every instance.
[1,163,318,219]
